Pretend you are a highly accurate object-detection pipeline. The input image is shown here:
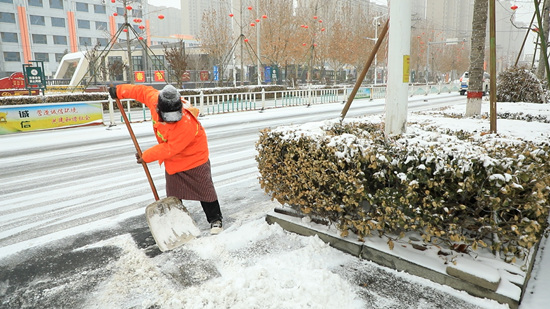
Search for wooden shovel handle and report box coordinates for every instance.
[115,98,160,201]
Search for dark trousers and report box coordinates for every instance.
[201,200,223,223]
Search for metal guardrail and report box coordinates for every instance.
[104,83,460,124]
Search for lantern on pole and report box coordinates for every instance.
[158,14,165,20]
[113,12,118,16]
[126,5,132,10]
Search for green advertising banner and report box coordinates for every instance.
[0,102,103,135]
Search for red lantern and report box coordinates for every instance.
[511,5,518,10]
[302,43,306,46]
[314,43,317,47]
[319,20,323,23]
[126,5,132,10]
[158,14,165,20]
[250,22,255,26]
[123,28,128,32]
[138,36,143,40]
[247,6,252,10]
[229,13,234,17]
[111,0,115,3]
[133,18,138,23]
[113,12,118,16]
[139,25,145,29]
[300,25,304,28]
[255,18,260,22]
[304,25,308,29]
[313,16,318,19]
[262,15,267,19]
[137,18,142,23]
[244,38,249,42]
[321,28,325,31]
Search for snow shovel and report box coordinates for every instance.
[115,98,200,252]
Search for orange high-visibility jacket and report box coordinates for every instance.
[116,84,209,174]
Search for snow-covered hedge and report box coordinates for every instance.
[256,120,550,261]
[496,66,547,103]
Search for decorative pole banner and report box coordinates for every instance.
[0,102,103,135]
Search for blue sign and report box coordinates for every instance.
[264,66,271,83]
[213,65,219,81]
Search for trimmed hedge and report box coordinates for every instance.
[256,119,550,261]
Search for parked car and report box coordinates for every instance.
[459,71,490,95]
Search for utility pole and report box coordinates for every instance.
[256,0,261,85]
[384,0,411,135]
[123,0,134,84]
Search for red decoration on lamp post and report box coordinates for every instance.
[250,22,255,27]
[511,5,518,10]
[139,25,145,30]
[158,14,165,20]
[321,28,325,31]
[229,13,234,17]
[313,16,318,19]
[247,6,252,10]
[262,15,267,19]
[113,12,118,16]
[126,5,132,10]
[302,43,306,46]
[138,37,143,40]
[255,18,260,22]
[123,28,128,32]
[111,0,115,3]
[244,38,249,42]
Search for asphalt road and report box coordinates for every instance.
[1,94,486,309]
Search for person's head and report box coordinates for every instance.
[157,85,182,122]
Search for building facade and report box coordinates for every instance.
[0,0,150,78]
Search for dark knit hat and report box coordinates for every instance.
[158,85,182,122]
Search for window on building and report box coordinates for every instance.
[49,0,63,9]
[0,0,14,4]
[0,12,16,23]
[55,53,65,62]
[77,19,90,29]
[53,35,67,45]
[28,0,43,7]
[1,32,18,43]
[132,56,143,72]
[116,7,125,15]
[79,37,92,46]
[94,4,106,14]
[3,51,20,62]
[108,56,124,81]
[51,17,65,27]
[96,21,107,31]
[132,9,143,18]
[151,55,165,70]
[30,15,46,26]
[97,38,108,47]
[34,52,49,62]
[32,34,47,44]
[75,2,88,12]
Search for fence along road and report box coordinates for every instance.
[0,88,464,257]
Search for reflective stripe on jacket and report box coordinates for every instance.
[116,84,209,174]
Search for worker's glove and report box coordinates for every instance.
[135,152,144,164]
[108,85,118,99]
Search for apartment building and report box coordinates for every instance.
[0,0,149,78]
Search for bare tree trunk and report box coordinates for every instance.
[465,0,488,117]
[537,0,550,79]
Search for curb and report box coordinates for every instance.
[266,209,539,309]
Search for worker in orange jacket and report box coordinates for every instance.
[109,84,223,234]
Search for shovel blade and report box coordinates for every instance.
[145,196,201,252]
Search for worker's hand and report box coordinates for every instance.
[135,152,144,164]
[108,84,118,99]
